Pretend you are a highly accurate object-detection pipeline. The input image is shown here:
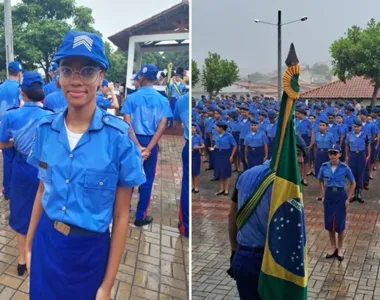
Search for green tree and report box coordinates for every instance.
[107,48,128,83]
[330,18,380,106]
[141,52,189,72]
[201,52,239,97]
[191,60,200,87]
[0,0,99,80]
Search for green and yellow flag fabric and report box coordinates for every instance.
[258,43,308,299]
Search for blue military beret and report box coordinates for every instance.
[327,111,336,117]
[309,113,316,118]
[191,122,197,127]
[202,108,208,113]
[258,110,267,117]
[216,121,228,128]
[268,111,277,119]
[372,107,380,114]
[296,107,306,114]
[353,118,362,126]
[344,105,354,112]
[8,61,23,73]
[328,144,342,153]
[250,119,259,124]
[20,71,44,91]
[101,79,109,87]
[314,104,322,110]
[49,62,58,72]
[53,30,109,71]
[359,108,368,116]
[319,115,329,124]
[336,112,344,118]
[240,106,249,111]
[249,109,255,115]
[296,134,307,157]
[215,108,223,115]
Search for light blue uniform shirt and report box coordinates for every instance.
[27,107,146,232]
[0,79,21,121]
[96,92,112,110]
[258,119,269,132]
[317,161,355,187]
[314,132,335,149]
[296,118,312,136]
[44,89,67,113]
[192,134,204,149]
[346,131,370,151]
[266,122,277,139]
[43,78,58,96]
[337,123,349,140]
[169,83,185,99]
[239,118,251,139]
[327,123,340,142]
[215,132,236,149]
[228,119,241,133]
[236,160,273,248]
[173,93,189,140]
[244,131,268,147]
[121,86,172,136]
[362,121,379,139]
[0,102,52,155]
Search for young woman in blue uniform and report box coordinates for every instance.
[307,113,317,175]
[336,113,349,162]
[318,145,355,261]
[239,107,251,171]
[265,111,277,159]
[258,110,269,132]
[212,121,237,196]
[346,119,370,203]
[204,109,215,170]
[314,115,335,198]
[25,31,146,300]
[228,110,242,172]
[192,123,205,193]
[0,72,52,276]
[244,119,268,169]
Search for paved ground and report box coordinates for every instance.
[0,134,188,300]
[192,158,380,300]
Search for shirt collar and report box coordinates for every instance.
[23,101,40,107]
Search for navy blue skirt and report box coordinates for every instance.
[192,149,201,176]
[232,132,241,158]
[315,149,329,177]
[324,188,346,233]
[214,148,232,179]
[30,211,110,300]
[268,137,275,159]
[301,134,310,163]
[10,152,39,235]
[247,146,265,169]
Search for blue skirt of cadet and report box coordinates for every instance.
[30,211,110,300]
[213,148,232,179]
[315,149,329,178]
[10,152,39,235]
[370,141,377,164]
[301,134,310,163]
[268,137,274,159]
[192,149,201,176]
[247,145,265,169]
[323,188,347,233]
[232,132,240,158]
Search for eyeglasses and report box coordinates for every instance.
[328,152,339,156]
[59,66,101,84]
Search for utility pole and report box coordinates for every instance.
[277,10,282,102]
[4,0,14,78]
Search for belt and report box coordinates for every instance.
[136,134,154,137]
[51,220,101,236]
[247,147,257,150]
[326,187,344,192]
[350,150,364,154]
[215,148,223,151]
[238,245,265,253]
[15,151,28,160]
[317,148,328,152]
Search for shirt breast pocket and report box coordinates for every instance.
[83,170,118,211]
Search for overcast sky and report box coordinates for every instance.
[192,0,380,76]
[11,0,179,44]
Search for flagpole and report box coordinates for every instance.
[277,10,282,102]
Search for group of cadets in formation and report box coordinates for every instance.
[0,30,189,299]
[191,94,380,202]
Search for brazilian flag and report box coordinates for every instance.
[258,44,308,299]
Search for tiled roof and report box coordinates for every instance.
[300,76,379,99]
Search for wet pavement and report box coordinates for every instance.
[0,134,188,300]
[192,158,380,300]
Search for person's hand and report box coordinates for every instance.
[307,145,312,150]
[226,250,235,279]
[229,156,233,163]
[366,156,370,163]
[345,199,350,210]
[245,157,248,163]
[263,156,267,162]
[108,82,115,92]
[95,286,111,300]
[26,248,31,274]
[141,149,151,161]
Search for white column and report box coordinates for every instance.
[135,44,142,73]
[126,37,135,89]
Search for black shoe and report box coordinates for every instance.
[17,264,26,276]
[326,249,338,259]
[306,171,314,176]
[192,188,195,193]
[205,168,214,171]
[370,176,374,180]
[337,255,344,261]
[194,189,199,194]
[357,191,364,203]
[210,178,219,181]
[350,195,357,203]
[215,191,225,196]
[301,180,308,187]
[364,185,369,190]
[317,197,323,201]
[223,192,229,196]
[233,169,238,173]
[3,195,9,201]
[134,216,153,227]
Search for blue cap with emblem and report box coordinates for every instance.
[250,119,259,124]
[20,71,44,91]
[139,64,158,81]
[8,61,23,73]
[359,108,368,116]
[49,62,58,72]
[53,30,109,70]
[353,118,362,126]
[328,144,342,153]
[101,79,109,87]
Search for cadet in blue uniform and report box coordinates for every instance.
[265,111,277,159]
[314,115,335,194]
[212,121,236,195]
[239,107,251,171]
[43,62,59,96]
[308,114,317,174]
[0,61,23,200]
[344,105,355,131]
[204,109,215,170]
[244,119,268,169]
[228,110,242,172]
[346,119,370,203]
[192,123,204,193]
[336,113,349,162]
[318,145,355,261]
[96,79,120,111]
[258,110,269,132]
[168,73,185,127]
[228,135,306,299]
[121,64,172,226]
[173,92,190,238]
[25,31,146,300]
[43,74,68,112]
[0,72,52,276]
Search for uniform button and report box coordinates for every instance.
[62,206,66,211]
[69,154,73,158]
[65,179,69,184]
[104,117,109,122]
[99,181,104,186]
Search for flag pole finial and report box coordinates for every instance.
[285,43,299,67]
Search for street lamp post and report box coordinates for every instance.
[4,0,14,78]
[254,10,307,101]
